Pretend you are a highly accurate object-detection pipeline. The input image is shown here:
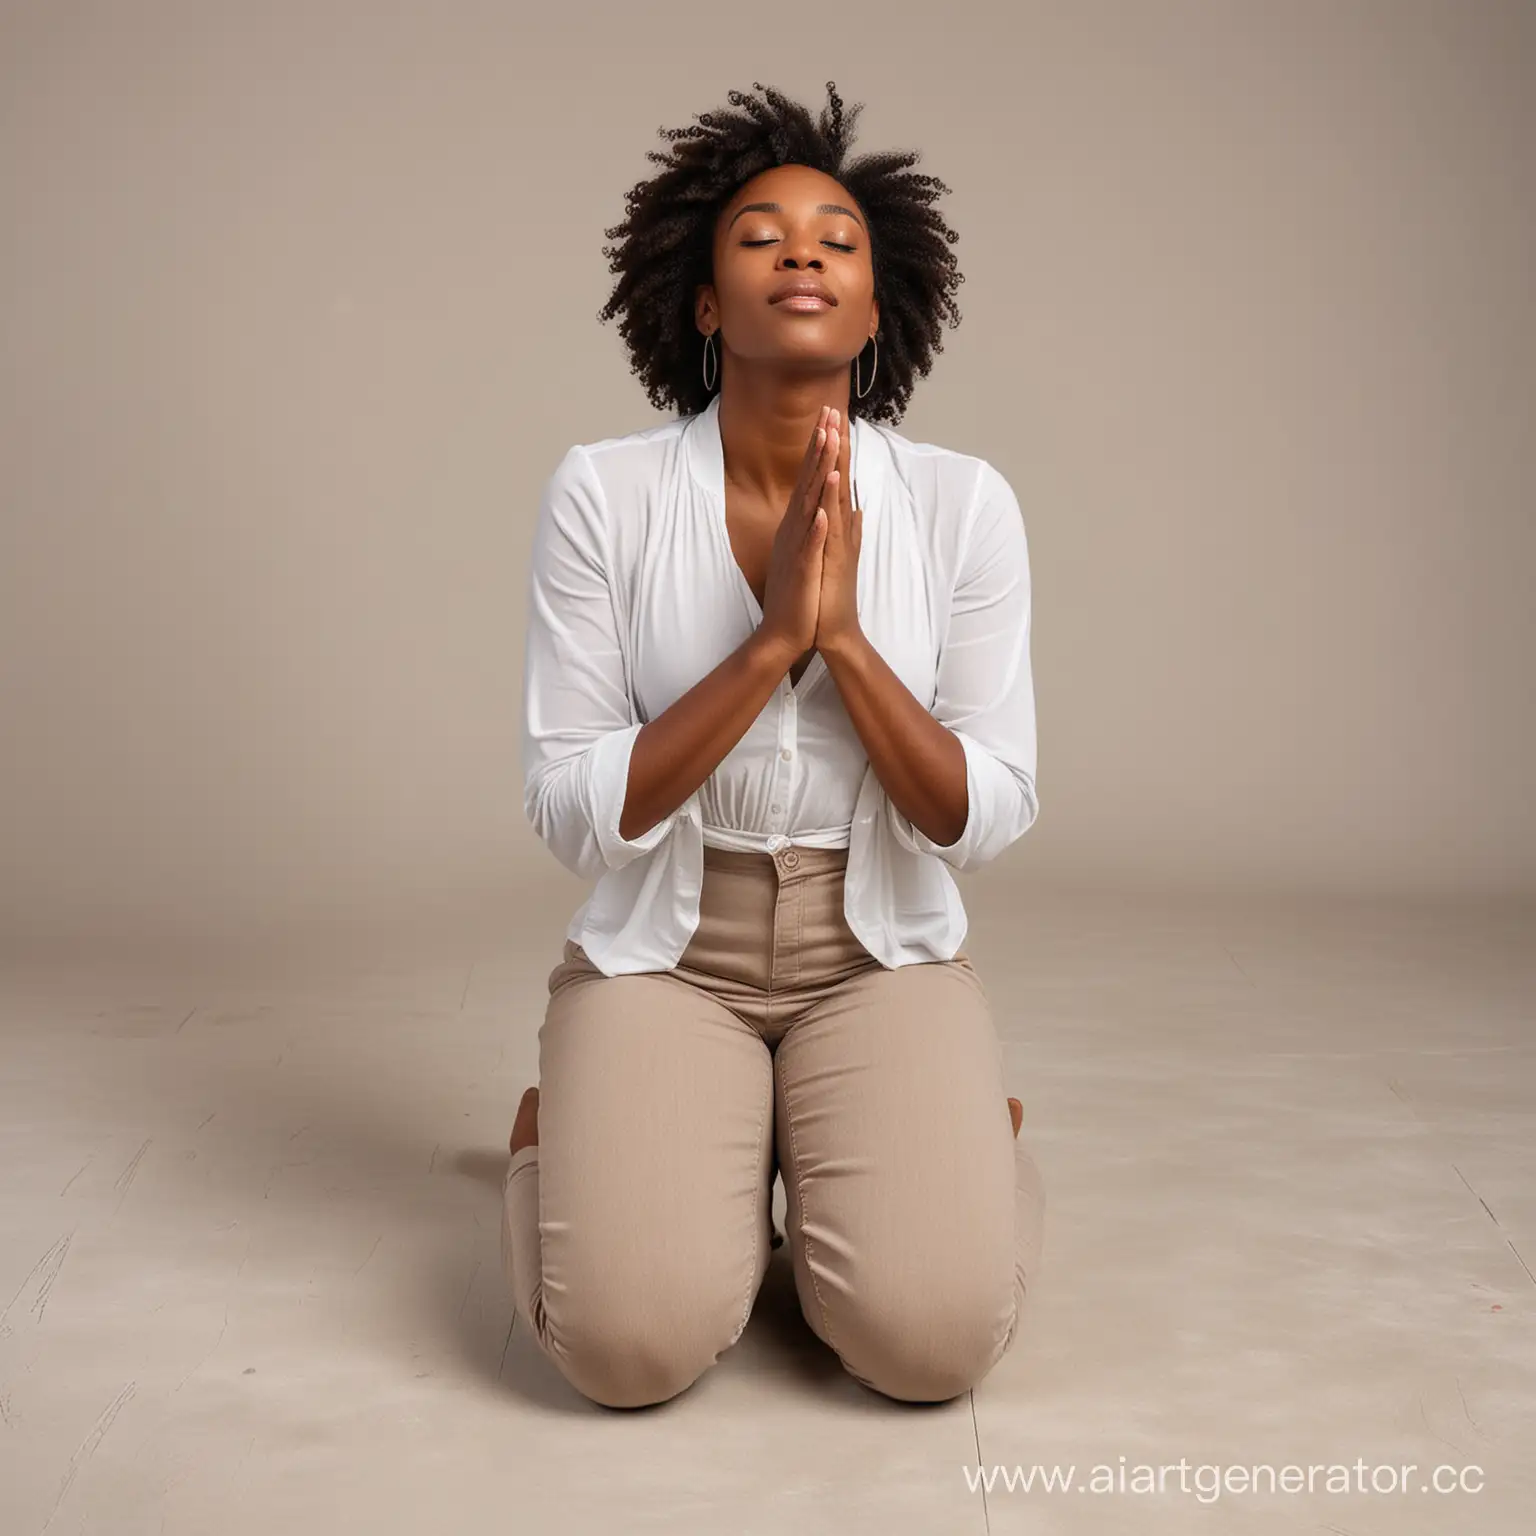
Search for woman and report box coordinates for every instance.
[503,81,1045,1409]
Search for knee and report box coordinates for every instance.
[547,1313,713,1409]
[823,1268,1018,1404]
[543,1275,751,1410]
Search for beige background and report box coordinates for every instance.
[2,0,1533,963]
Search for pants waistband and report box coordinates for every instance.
[702,843,850,877]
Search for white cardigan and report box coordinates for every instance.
[521,393,1039,975]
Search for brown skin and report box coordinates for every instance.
[615,162,966,848]
[511,163,1007,1161]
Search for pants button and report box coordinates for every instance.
[781,849,800,870]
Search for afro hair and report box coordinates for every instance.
[595,80,964,425]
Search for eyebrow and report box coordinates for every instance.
[727,201,866,233]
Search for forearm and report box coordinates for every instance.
[618,629,795,842]
[820,630,968,848]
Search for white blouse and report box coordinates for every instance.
[521,392,1039,976]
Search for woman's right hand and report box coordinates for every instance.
[759,405,840,661]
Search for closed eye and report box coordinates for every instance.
[742,239,856,252]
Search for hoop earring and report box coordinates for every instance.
[854,334,879,399]
[702,331,719,393]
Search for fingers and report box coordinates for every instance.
[789,408,851,562]
[803,404,830,466]
[812,419,838,511]
[803,468,833,557]
[822,405,850,532]
[799,418,839,536]
[813,411,844,510]
[793,405,831,508]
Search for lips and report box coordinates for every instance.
[770,279,837,306]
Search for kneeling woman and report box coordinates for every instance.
[504,80,1046,1409]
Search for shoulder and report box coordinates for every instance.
[866,418,1022,542]
[536,412,694,539]
[548,413,692,495]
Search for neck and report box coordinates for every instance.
[715,366,852,507]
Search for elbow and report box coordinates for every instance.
[1014,769,1040,840]
[524,736,678,879]
[887,739,1037,874]
[986,767,1039,862]
[948,766,1039,873]
[524,774,606,881]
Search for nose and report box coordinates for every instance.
[779,234,825,271]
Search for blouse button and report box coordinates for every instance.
[780,748,792,761]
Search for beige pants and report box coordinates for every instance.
[502,842,1046,1407]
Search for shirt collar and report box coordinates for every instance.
[685,390,885,510]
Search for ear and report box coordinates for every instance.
[694,284,717,334]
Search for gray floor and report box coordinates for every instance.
[2,888,1533,1533]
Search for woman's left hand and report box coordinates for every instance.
[814,410,863,654]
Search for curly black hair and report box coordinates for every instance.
[595,80,964,426]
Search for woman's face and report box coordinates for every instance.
[698,163,878,380]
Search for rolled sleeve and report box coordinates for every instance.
[888,459,1040,872]
[521,445,686,881]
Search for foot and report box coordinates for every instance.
[509,1086,539,1157]
[1008,1097,1023,1138]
